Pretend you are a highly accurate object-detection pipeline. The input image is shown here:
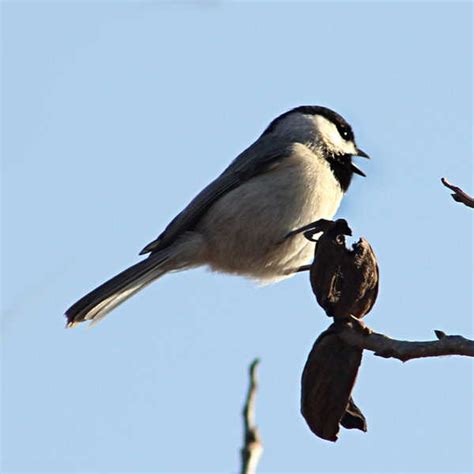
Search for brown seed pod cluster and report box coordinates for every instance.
[291,219,379,442]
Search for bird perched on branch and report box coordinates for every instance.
[294,218,379,441]
[65,106,369,327]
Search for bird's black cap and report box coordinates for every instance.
[262,105,354,142]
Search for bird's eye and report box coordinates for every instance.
[337,126,353,142]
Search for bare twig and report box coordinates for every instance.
[337,326,474,362]
[441,178,474,208]
[240,359,263,474]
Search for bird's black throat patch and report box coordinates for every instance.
[327,154,354,192]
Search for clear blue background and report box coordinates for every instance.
[2,1,472,473]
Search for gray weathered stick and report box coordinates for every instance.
[441,178,474,208]
[337,326,474,362]
[240,359,263,474]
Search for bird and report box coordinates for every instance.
[65,106,369,327]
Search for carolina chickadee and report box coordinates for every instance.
[65,105,369,327]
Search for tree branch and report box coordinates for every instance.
[240,358,263,474]
[337,325,474,362]
[441,177,474,208]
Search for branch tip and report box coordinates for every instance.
[249,358,260,373]
[240,358,263,474]
[441,177,474,208]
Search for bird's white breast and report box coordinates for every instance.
[197,143,344,281]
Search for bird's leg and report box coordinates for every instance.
[295,264,312,273]
[283,218,336,241]
[284,223,319,240]
[283,264,312,275]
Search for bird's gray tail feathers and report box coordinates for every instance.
[65,252,172,328]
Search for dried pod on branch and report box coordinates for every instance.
[304,218,379,319]
[293,219,379,441]
[301,319,367,441]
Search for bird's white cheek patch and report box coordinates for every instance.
[314,115,357,155]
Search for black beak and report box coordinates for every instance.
[351,148,370,177]
[355,148,370,159]
[350,163,366,177]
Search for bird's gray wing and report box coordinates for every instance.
[140,135,294,255]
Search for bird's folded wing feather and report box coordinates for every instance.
[140,136,294,255]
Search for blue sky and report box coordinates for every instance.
[2,1,472,473]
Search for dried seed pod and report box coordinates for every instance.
[301,321,366,442]
[293,219,378,441]
[296,218,379,319]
